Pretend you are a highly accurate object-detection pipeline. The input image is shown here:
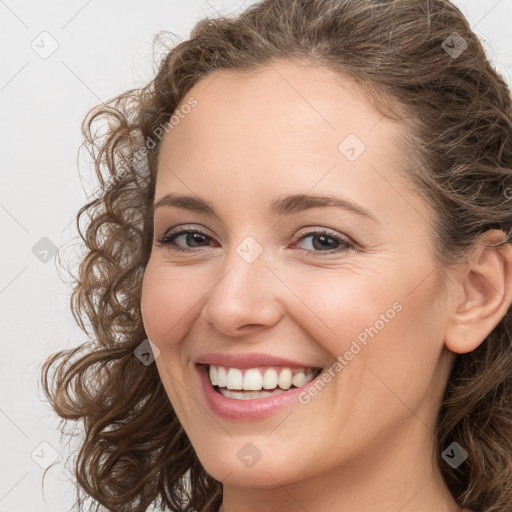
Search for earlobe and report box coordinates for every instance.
[445,230,512,354]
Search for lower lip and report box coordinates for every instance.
[196,364,323,421]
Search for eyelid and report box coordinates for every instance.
[161,224,352,242]
[161,223,212,239]
[294,225,351,241]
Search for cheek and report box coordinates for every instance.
[140,262,201,418]
[291,265,445,391]
[140,261,200,348]
[285,268,403,355]
[347,279,445,420]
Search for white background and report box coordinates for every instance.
[1,1,511,510]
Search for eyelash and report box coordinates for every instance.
[155,226,355,256]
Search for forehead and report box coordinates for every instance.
[161,60,403,167]
[166,60,393,155]
[154,59,422,224]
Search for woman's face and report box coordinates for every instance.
[141,60,455,489]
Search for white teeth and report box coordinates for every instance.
[206,364,320,391]
[243,369,263,390]
[209,365,218,386]
[219,388,288,400]
[278,368,293,390]
[292,371,306,387]
[262,368,278,390]
[217,366,227,387]
[226,368,243,390]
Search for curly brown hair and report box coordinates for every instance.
[40,0,512,511]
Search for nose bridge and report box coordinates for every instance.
[200,234,284,333]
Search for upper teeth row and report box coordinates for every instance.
[208,365,319,391]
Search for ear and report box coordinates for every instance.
[445,230,512,354]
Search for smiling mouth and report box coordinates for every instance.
[201,364,323,400]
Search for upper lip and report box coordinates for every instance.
[195,352,323,369]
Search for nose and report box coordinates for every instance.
[199,241,285,337]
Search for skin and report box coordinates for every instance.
[140,59,512,512]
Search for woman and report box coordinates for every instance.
[41,0,512,511]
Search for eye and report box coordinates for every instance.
[155,227,217,253]
[154,226,355,255]
[292,228,355,255]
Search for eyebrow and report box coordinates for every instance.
[153,192,378,223]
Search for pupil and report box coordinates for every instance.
[188,233,206,247]
[314,234,337,250]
